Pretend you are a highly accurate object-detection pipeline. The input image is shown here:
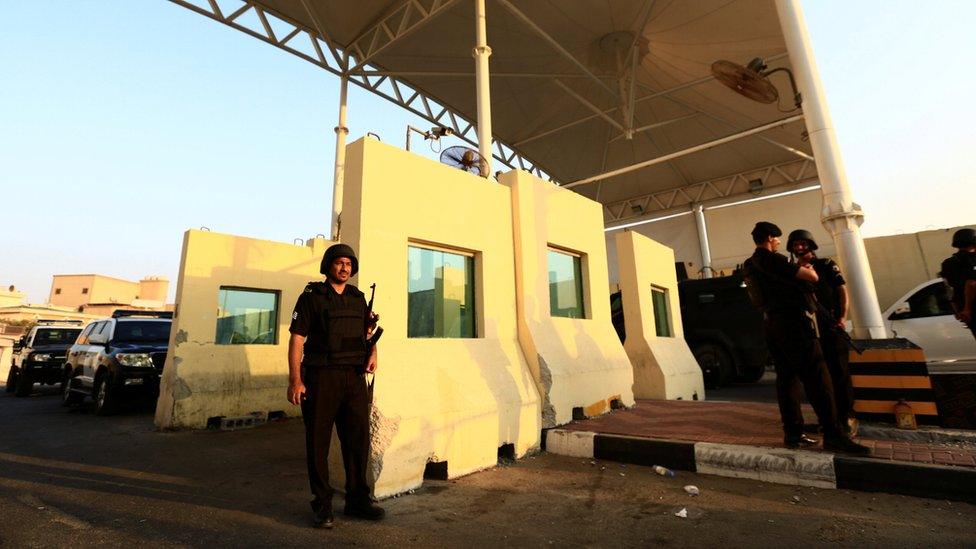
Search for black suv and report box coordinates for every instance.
[609,273,769,390]
[62,310,172,415]
[7,321,84,397]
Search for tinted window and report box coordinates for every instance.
[906,282,954,318]
[113,321,172,343]
[651,286,674,337]
[548,249,585,319]
[32,328,82,345]
[215,288,280,345]
[408,245,476,338]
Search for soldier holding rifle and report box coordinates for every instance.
[287,243,385,528]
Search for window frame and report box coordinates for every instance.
[215,286,282,345]
[406,240,480,339]
[546,245,588,320]
[650,285,674,338]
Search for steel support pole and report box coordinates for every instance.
[692,204,713,278]
[775,0,886,338]
[473,0,492,176]
[330,74,349,241]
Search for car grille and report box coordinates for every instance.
[151,352,167,369]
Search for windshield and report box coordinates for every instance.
[113,321,172,343]
[33,328,82,345]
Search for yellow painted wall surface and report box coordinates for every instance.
[0,337,14,384]
[0,289,25,308]
[340,138,541,498]
[614,231,704,400]
[503,169,635,428]
[155,231,330,429]
[139,277,170,302]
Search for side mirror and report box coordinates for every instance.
[889,303,911,320]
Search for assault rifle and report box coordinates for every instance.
[809,294,863,355]
[363,283,384,379]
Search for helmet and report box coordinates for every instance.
[786,229,819,253]
[321,243,359,276]
[951,228,976,248]
[750,221,782,244]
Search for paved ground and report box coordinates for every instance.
[562,399,976,468]
[2,385,976,547]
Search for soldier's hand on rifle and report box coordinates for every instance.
[365,353,378,374]
[836,316,847,330]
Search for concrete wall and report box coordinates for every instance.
[155,231,330,429]
[0,289,26,308]
[0,337,13,385]
[503,169,635,428]
[614,230,704,400]
[340,137,541,497]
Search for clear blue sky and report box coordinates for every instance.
[2,1,973,304]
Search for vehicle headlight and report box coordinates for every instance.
[116,353,154,368]
[32,353,52,362]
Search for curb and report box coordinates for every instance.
[544,429,976,503]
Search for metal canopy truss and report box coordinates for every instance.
[345,0,461,73]
[169,0,551,180]
[603,158,818,223]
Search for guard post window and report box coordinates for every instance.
[407,244,476,338]
[215,287,280,345]
[651,285,673,337]
[548,247,585,319]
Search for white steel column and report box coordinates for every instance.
[473,0,492,175]
[775,0,886,338]
[692,204,713,278]
[330,73,349,240]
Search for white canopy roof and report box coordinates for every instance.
[174,0,817,224]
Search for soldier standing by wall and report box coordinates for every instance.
[787,229,857,435]
[287,243,385,528]
[742,222,868,453]
[940,228,976,341]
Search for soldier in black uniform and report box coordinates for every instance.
[742,222,867,453]
[940,228,976,341]
[787,229,857,435]
[288,243,384,528]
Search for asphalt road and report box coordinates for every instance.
[2,384,975,548]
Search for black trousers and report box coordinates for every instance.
[764,312,841,439]
[300,367,371,510]
[818,318,855,425]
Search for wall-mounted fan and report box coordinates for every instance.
[711,58,802,111]
[440,146,488,177]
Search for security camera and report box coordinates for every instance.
[429,126,454,139]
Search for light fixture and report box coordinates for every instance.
[748,178,764,195]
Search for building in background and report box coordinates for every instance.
[48,274,171,316]
[0,286,26,308]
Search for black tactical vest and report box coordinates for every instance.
[305,283,368,368]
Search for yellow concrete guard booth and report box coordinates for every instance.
[339,137,541,497]
[614,230,705,400]
[155,231,331,429]
[501,169,636,428]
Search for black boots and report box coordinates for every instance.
[823,436,870,455]
[784,434,819,449]
[344,500,386,521]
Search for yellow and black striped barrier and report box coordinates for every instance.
[849,338,940,426]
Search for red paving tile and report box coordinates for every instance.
[562,400,976,468]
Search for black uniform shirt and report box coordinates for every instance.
[941,251,976,309]
[811,257,845,317]
[745,248,806,313]
[289,282,367,367]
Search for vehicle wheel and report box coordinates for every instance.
[14,369,33,397]
[738,362,767,383]
[694,342,735,389]
[93,373,118,416]
[62,372,83,407]
[4,365,17,393]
